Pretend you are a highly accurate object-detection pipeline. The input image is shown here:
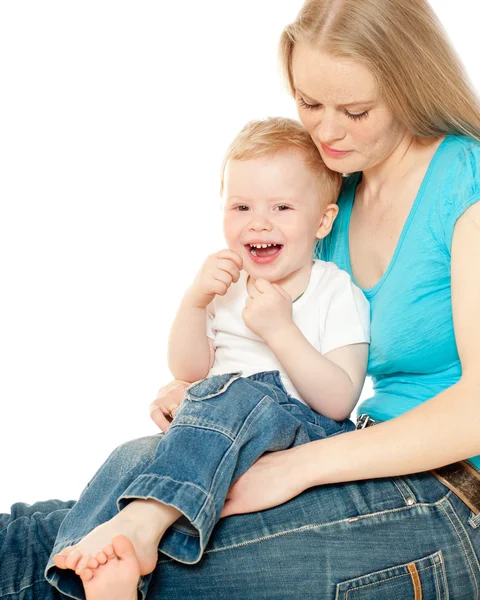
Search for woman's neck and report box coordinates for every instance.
[360,133,443,206]
[361,132,417,198]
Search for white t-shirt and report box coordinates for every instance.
[206,260,370,404]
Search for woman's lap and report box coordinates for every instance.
[152,473,480,599]
[0,500,74,600]
[1,436,479,598]
[1,474,479,599]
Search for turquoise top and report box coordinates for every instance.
[317,135,480,470]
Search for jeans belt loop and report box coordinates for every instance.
[355,414,480,515]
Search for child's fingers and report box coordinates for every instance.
[215,249,243,270]
[215,258,241,283]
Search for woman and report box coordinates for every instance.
[2,0,480,598]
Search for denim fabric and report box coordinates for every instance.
[0,375,478,598]
[44,371,353,598]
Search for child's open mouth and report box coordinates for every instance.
[245,243,284,264]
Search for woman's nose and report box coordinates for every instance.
[316,111,345,145]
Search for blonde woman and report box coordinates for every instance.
[2,0,480,598]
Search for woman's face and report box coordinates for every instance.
[291,43,407,174]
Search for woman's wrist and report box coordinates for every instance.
[286,442,328,492]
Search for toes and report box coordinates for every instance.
[87,556,99,570]
[53,545,76,569]
[103,544,116,559]
[95,550,108,565]
[80,568,94,583]
[111,535,136,560]
[75,553,94,575]
[53,554,68,569]
[65,549,82,571]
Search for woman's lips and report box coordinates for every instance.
[320,144,352,159]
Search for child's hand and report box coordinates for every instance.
[149,380,190,432]
[186,249,243,309]
[242,278,294,343]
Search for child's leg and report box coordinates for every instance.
[45,434,165,599]
[46,372,338,599]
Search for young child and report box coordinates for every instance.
[49,117,370,600]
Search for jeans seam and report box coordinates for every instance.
[439,553,449,600]
[469,512,480,529]
[340,563,439,599]
[0,579,50,599]
[392,477,417,505]
[157,497,451,563]
[170,417,236,441]
[391,479,410,505]
[253,381,280,402]
[439,496,479,599]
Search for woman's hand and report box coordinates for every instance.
[149,380,190,432]
[221,446,307,517]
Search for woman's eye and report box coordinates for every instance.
[344,110,369,121]
[297,97,321,111]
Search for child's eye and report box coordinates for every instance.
[276,205,291,211]
[234,205,249,211]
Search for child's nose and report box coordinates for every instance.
[248,213,272,231]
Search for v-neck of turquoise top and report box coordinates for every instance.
[316,135,480,470]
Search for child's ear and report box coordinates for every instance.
[316,204,339,239]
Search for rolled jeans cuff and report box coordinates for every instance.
[118,473,215,564]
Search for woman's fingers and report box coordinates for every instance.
[155,379,189,398]
[150,379,190,432]
[149,403,172,433]
[220,449,303,517]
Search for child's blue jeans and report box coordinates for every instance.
[45,370,354,599]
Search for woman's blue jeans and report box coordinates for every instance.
[1,373,480,599]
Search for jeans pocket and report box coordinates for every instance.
[336,551,448,599]
[185,372,243,402]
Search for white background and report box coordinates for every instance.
[1,1,479,512]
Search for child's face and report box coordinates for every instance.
[222,149,330,284]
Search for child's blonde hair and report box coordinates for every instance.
[279,0,480,141]
[220,117,342,204]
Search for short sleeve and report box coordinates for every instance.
[206,301,215,340]
[438,139,480,251]
[320,273,370,355]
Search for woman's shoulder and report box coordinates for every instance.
[427,135,480,251]
[437,135,480,189]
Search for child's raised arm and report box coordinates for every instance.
[242,276,369,420]
[168,249,242,382]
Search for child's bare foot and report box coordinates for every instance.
[53,499,181,578]
[83,535,140,600]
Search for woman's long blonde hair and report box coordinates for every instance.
[280,0,480,141]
